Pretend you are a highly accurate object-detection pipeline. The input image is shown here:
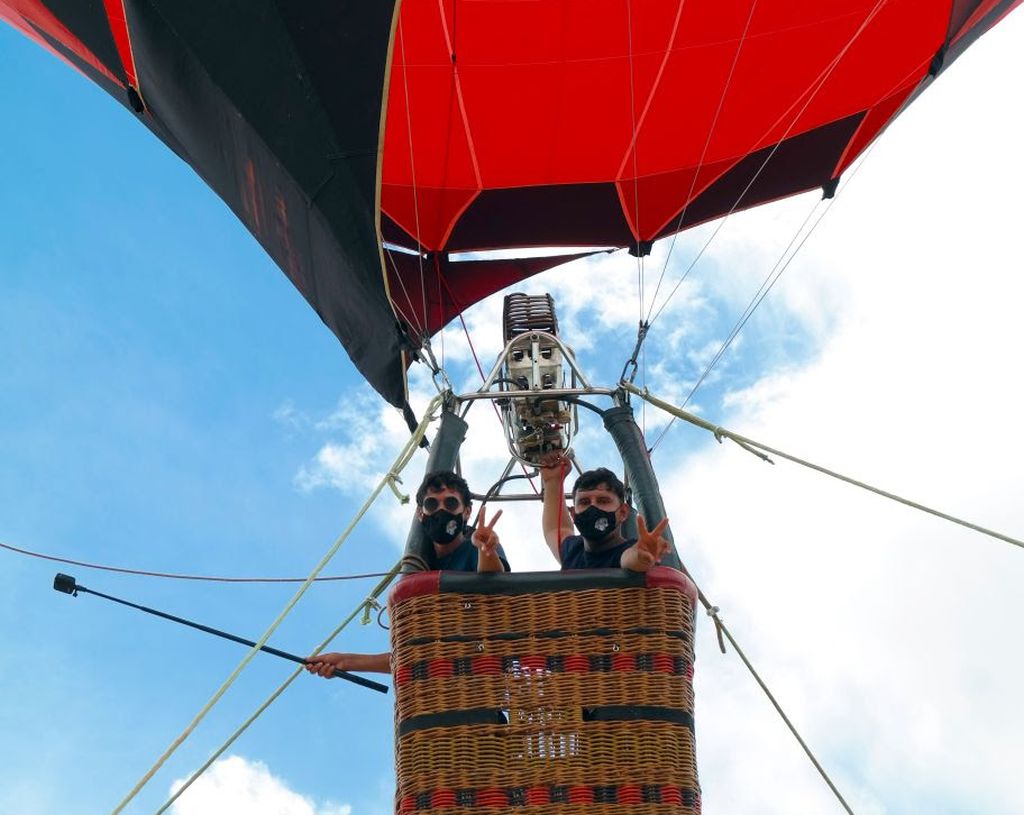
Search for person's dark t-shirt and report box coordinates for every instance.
[559,535,635,570]
[432,534,511,572]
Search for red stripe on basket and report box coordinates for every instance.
[618,785,643,804]
[519,654,546,671]
[569,786,594,804]
[612,653,637,672]
[652,653,675,673]
[428,658,454,678]
[430,789,456,807]
[662,786,683,805]
[476,788,506,807]
[526,786,550,805]
[565,654,589,672]
[398,653,689,682]
[472,655,502,675]
[398,794,416,812]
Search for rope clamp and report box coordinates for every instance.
[706,605,727,654]
[386,471,410,504]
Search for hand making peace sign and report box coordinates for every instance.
[634,515,671,569]
[471,506,503,557]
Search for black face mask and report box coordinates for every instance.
[421,510,465,545]
[573,506,619,543]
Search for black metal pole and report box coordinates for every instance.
[52,573,388,694]
[603,405,683,570]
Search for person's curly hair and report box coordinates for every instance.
[416,470,471,507]
[571,467,626,502]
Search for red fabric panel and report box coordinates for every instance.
[0,1,120,84]
[833,82,919,177]
[385,250,599,339]
[383,0,955,249]
[101,0,136,87]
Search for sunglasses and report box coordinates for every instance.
[421,495,463,514]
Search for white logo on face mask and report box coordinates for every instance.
[595,517,609,532]
[446,519,458,535]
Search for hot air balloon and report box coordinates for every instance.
[1,2,1021,813]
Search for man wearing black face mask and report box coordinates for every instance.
[540,453,670,572]
[305,470,509,678]
[415,470,509,573]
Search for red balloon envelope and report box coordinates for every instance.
[1,0,1019,410]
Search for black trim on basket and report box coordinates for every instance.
[398,708,509,737]
[438,569,649,595]
[582,706,694,728]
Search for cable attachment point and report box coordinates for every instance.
[705,605,727,654]
[360,599,382,626]
[418,338,453,395]
[386,471,410,504]
[620,321,650,385]
[732,437,774,464]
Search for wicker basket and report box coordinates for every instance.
[390,567,699,814]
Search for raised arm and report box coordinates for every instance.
[539,451,573,564]
[305,651,391,677]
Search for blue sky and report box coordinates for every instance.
[3,11,1024,815]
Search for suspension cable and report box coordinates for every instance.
[645,0,760,321]
[383,245,427,339]
[648,196,825,453]
[670,553,858,814]
[154,560,403,814]
[397,17,429,333]
[696,581,857,814]
[0,540,392,583]
[110,393,443,814]
[625,382,1024,551]
[646,0,889,328]
[648,139,878,454]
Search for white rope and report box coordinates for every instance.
[647,140,880,454]
[153,562,403,814]
[110,394,443,814]
[623,383,1024,551]
[647,0,890,327]
[397,18,429,333]
[646,0,759,320]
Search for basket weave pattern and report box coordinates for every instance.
[391,578,698,813]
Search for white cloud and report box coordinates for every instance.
[169,755,351,815]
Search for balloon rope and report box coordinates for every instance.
[0,539,393,583]
[624,382,1024,551]
[691,582,858,815]
[153,561,403,814]
[383,246,427,336]
[110,393,443,814]
[645,0,760,321]
[647,0,890,327]
[648,195,825,453]
[647,139,879,454]
[397,17,429,333]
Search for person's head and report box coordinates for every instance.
[570,467,630,543]
[416,470,472,545]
